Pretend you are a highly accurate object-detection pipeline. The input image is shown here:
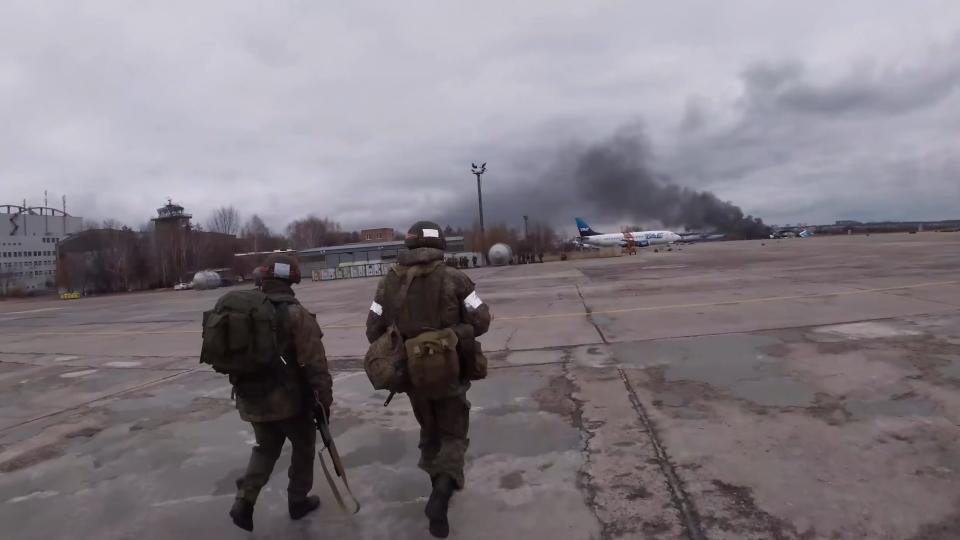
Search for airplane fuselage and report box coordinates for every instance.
[580,230,681,248]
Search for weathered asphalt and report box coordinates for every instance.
[2,232,960,539]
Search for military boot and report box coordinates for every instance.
[229,498,254,532]
[425,474,456,538]
[289,495,321,520]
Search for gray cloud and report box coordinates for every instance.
[741,44,960,117]
[2,1,959,234]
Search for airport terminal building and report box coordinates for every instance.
[1,203,83,295]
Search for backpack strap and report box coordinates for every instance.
[393,260,443,320]
[267,297,298,362]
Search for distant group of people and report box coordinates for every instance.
[446,255,478,269]
[513,252,544,265]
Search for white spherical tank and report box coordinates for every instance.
[488,243,513,266]
[192,271,222,290]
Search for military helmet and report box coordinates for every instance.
[256,253,302,284]
[405,220,446,250]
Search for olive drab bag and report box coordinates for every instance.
[404,327,460,394]
[468,341,488,381]
[200,289,289,375]
[364,323,406,391]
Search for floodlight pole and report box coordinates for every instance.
[471,163,488,265]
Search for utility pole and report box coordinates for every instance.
[471,162,487,264]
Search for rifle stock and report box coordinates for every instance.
[314,402,361,514]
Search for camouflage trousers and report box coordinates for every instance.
[409,391,471,489]
[236,413,316,504]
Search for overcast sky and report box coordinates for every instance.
[3,1,959,234]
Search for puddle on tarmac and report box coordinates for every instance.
[936,357,960,380]
[470,412,580,458]
[341,428,415,467]
[846,397,939,420]
[812,321,923,340]
[614,335,817,407]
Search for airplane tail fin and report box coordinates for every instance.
[575,217,601,237]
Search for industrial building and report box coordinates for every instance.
[360,228,396,242]
[1,202,83,295]
[296,236,467,277]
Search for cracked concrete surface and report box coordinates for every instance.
[2,232,960,539]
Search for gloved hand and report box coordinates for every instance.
[311,389,331,425]
[314,400,331,420]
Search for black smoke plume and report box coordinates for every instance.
[442,127,770,239]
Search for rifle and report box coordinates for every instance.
[383,391,396,407]
[315,402,361,514]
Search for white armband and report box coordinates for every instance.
[370,301,383,316]
[464,291,483,310]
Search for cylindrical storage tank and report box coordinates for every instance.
[192,271,221,290]
[488,243,513,266]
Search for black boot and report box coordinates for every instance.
[425,475,456,538]
[230,498,254,532]
[289,495,321,520]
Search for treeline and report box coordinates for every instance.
[207,207,377,251]
[59,221,242,294]
[464,219,560,255]
[58,205,565,294]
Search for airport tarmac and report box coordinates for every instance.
[1,232,959,540]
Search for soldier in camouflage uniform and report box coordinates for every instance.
[229,254,333,532]
[366,221,492,538]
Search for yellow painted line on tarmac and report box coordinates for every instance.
[0,307,63,316]
[7,280,958,337]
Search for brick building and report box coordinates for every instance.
[360,228,395,242]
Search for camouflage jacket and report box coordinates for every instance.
[234,288,333,423]
[366,247,492,393]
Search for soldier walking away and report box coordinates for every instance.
[199,254,333,532]
[366,221,491,538]
[472,255,478,268]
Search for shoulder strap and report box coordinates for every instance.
[393,260,443,315]
[268,298,296,358]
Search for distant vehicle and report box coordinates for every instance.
[575,218,680,248]
[798,229,814,238]
[173,282,193,291]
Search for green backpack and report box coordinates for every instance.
[200,290,290,375]
[365,261,463,397]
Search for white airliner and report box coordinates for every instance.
[574,218,682,248]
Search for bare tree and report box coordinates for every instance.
[207,206,241,236]
[285,215,345,249]
[241,214,287,252]
[242,214,270,239]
